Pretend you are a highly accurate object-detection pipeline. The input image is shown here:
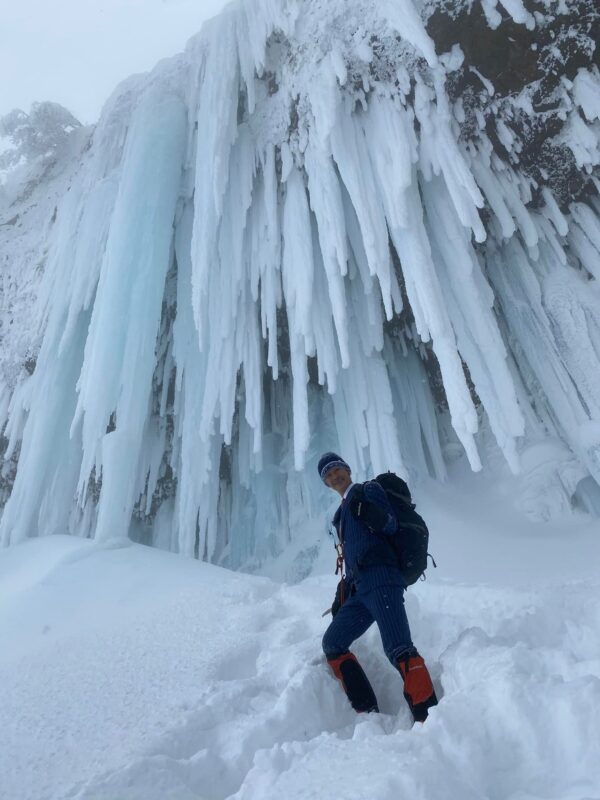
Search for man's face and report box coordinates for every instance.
[324,466,352,496]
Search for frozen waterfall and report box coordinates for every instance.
[1,0,600,566]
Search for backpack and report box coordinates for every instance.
[373,472,434,585]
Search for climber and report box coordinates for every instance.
[319,451,438,723]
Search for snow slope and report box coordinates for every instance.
[2,478,600,800]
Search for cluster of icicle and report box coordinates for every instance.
[1,0,600,564]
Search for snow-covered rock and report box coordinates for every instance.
[0,0,599,565]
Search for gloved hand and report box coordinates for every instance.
[349,486,389,532]
[331,578,354,617]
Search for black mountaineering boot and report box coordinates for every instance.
[397,651,438,722]
[328,652,379,713]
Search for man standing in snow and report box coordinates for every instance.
[319,451,438,723]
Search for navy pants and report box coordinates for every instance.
[322,580,414,665]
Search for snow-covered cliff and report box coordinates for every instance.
[0,0,599,565]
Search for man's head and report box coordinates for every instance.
[318,452,352,497]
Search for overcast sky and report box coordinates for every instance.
[0,0,232,124]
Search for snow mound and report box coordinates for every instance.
[1,514,599,799]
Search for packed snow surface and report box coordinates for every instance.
[2,477,600,800]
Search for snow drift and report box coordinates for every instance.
[0,0,599,565]
[1,488,600,799]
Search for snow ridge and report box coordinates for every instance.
[1,534,599,799]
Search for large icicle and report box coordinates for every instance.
[2,0,600,565]
[1,86,187,546]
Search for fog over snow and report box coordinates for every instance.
[0,0,231,124]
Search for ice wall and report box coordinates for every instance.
[1,0,599,564]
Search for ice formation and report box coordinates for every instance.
[0,0,599,565]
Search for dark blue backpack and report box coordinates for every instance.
[374,472,435,585]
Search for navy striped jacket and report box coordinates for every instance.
[332,481,405,589]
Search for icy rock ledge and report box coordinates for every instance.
[0,0,599,564]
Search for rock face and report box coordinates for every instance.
[427,0,599,209]
[0,0,599,564]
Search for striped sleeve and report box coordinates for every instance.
[363,481,397,534]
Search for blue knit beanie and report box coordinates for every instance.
[317,452,351,482]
